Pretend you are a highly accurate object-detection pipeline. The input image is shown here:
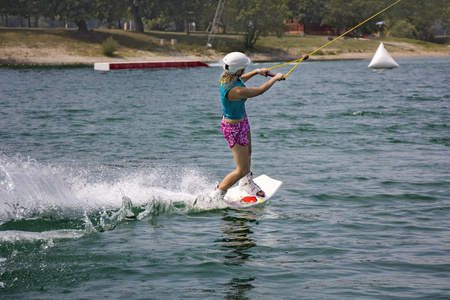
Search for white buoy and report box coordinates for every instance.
[368,42,399,69]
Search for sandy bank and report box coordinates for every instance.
[1,44,448,65]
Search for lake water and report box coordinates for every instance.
[0,57,449,299]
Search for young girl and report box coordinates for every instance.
[210,52,284,200]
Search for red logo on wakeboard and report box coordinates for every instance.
[241,196,257,203]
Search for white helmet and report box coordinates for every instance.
[223,52,250,74]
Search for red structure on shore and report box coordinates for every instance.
[285,18,334,35]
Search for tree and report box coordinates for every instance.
[128,0,170,32]
[319,0,447,40]
[146,0,214,34]
[171,0,208,34]
[1,0,26,27]
[40,0,96,32]
[442,3,450,34]
[288,0,327,34]
[129,0,145,32]
[95,0,128,29]
[229,0,290,48]
[386,0,449,41]
[320,0,380,35]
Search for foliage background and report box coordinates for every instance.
[0,0,449,47]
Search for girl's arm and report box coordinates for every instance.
[227,73,283,101]
[240,68,270,82]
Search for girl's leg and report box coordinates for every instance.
[247,131,252,167]
[218,143,250,191]
[239,131,265,197]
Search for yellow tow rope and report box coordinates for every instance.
[268,0,403,79]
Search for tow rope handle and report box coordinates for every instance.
[266,55,309,80]
[266,72,285,80]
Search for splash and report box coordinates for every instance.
[207,60,224,68]
[0,155,80,224]
[0,154,224,234]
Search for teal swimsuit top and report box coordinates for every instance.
[220,77,247,120]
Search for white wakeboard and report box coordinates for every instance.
[223,174,282,209]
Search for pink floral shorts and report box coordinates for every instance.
[221,114,250,148]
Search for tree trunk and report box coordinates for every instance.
[131,5,144,32]
[175,20,184,32]
[75,20,88,32]
[304,17,310,34]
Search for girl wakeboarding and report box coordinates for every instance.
[210,52,284,200]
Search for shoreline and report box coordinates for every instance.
[1,48,449,67]
[1,28,448,67]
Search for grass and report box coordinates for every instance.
[0,27,449,64]
[256,33,449,57]
[0,28,192,59]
